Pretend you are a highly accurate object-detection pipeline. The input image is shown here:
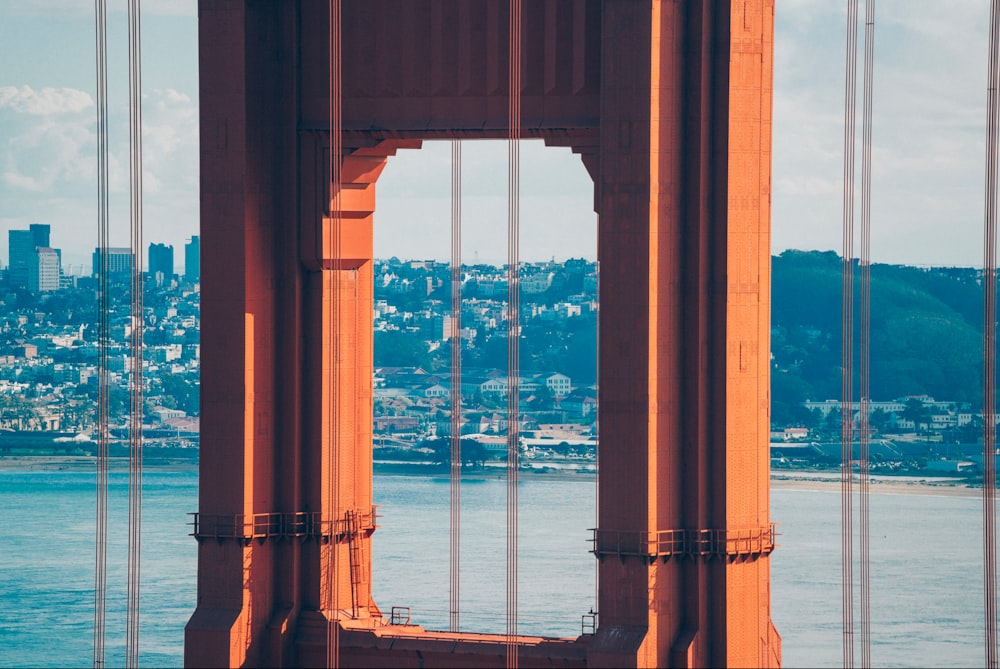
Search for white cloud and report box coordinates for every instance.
[772,0,992,266]
[775,176,839,197]
[2,170,42,192]
[0,85,92,115]
[0,85,96,197]
[141,88,197,189]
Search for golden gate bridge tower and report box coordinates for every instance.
[184,1,778,666]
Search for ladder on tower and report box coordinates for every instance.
[346,509,366,618]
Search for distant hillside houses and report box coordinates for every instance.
[371,259,598,343]
[0,274,202,436]
[804,397,953,417]
[0,256,600,448]
[372,365,597,443]
[801,396,984,434]
[479,372,572,398]
[377,366,576,400]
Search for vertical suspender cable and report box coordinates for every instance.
[326,0,343,666]
[858,1,876,665]
[984,1,1000,665]
[352,268,361,619]
[449,139,463,633]
[841,1,860,666]
[92,1,109,665]
[506,0,522,666]
[593,258,600,621]
[125,0,144,665]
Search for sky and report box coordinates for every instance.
[0,0,993,272]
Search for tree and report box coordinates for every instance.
[461,440,487,469]
[161,373,199,415]
[429,437,488,469]
[427,438,449,465]
[562,323,597,385]
[903,398,930,432]
[375,330,431,368]
[531,385,555,411]
[954,415,982,444]
[771,372,815,428]
[869,407,891,435]
[819,407,843,440]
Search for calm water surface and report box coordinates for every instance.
[0,467,990,667]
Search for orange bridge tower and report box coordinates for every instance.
[184,1,779,667]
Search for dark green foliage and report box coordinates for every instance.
[160,373,200,415]
[427,437,490,468]
[374,329,432,368]
[771,250,985,414]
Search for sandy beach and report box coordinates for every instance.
[770,471,982,497]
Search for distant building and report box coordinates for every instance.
[149,243,174,285]
[185,236,200,283]
[8,231,34,287]
[13,344,37,359]
[545,372,572,397]
[424,383,448,398]
[150,406,187,423]
[28,247,61,292]
[8,224,52,288]
[29,224,50,248]
[522,272,554,294]
[92,247,133,282]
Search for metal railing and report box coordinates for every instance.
[190,506,379,544]
[389,606,411,626]
[590,523,777,561]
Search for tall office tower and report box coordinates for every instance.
[149,243,175,285]
[29,224,50,248]
[8,230,34,287]
[184,235,200,283]
[92,247,134,283]
[29,248,61,292]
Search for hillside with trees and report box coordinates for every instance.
[771,250,985,427]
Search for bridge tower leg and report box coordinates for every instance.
[589,2,779,667]
[183,2,410,665]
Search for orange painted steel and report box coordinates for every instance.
[186,2,778,667]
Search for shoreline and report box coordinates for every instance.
[0,455,988,497]
[0,454,198,473]
[770,471,982,498]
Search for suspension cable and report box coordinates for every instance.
[841,1,860,666]
[857,2,876,666]
[92,0,109,665]
[593,258,600,623]
[984,1,1000,665]
[125,0,145,665]
[506,1,522,666]
[449,139,463,633]
[326,0,343,666]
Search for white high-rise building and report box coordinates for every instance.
[29,247,61,292]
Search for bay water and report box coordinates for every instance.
[0,466,989,667]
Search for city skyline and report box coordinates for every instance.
[1,1,996,269]
[5,221,200,278]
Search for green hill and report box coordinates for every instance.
[771,250,984,426]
